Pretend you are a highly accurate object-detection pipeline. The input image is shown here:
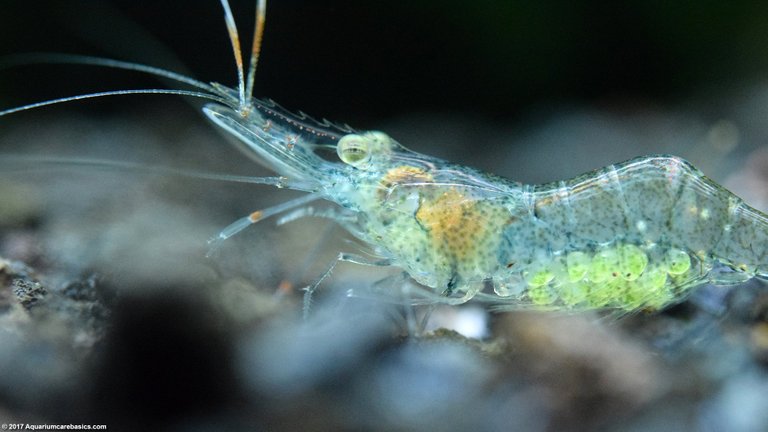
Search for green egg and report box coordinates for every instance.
[665,249,691,275]
[638,265,669,290]
[618,244,648,281]
[558,282,590,307]
[549,258,568,282]
[636,266,673,309]
[528,284,556,305]
[566,251,590,282]
[525,264,555,287]
[588,248,619,283]
[584,280,616,308]
[619,281,646,310]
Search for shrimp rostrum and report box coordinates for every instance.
[4,0,768,313]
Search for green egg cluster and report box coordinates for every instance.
[520,244,694,311]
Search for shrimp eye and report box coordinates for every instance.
[337,134,371,167]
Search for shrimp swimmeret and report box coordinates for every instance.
[2,0,767,313]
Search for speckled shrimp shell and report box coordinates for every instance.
[475,155,768,311]
[2,0,767,314]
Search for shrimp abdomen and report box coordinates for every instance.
[499,155,768,311]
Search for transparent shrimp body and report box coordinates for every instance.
[204,90,768,312]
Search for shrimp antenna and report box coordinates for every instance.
[220,0,247,115]
[245,0,267,108]
[0,89,229,118]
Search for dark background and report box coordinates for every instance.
[3,0,768,125]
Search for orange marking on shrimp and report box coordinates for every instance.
[416,189,486,260]
[248,210,264,222]
[378,166,434,199]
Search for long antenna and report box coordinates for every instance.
[245,0,267,108]
[0,89,229,118]
[220,0,247,113]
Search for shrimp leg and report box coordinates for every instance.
[275,206,358,227]
[206,192,322,256]
[302,253,392,319]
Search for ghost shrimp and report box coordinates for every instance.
[2,0,767,314]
